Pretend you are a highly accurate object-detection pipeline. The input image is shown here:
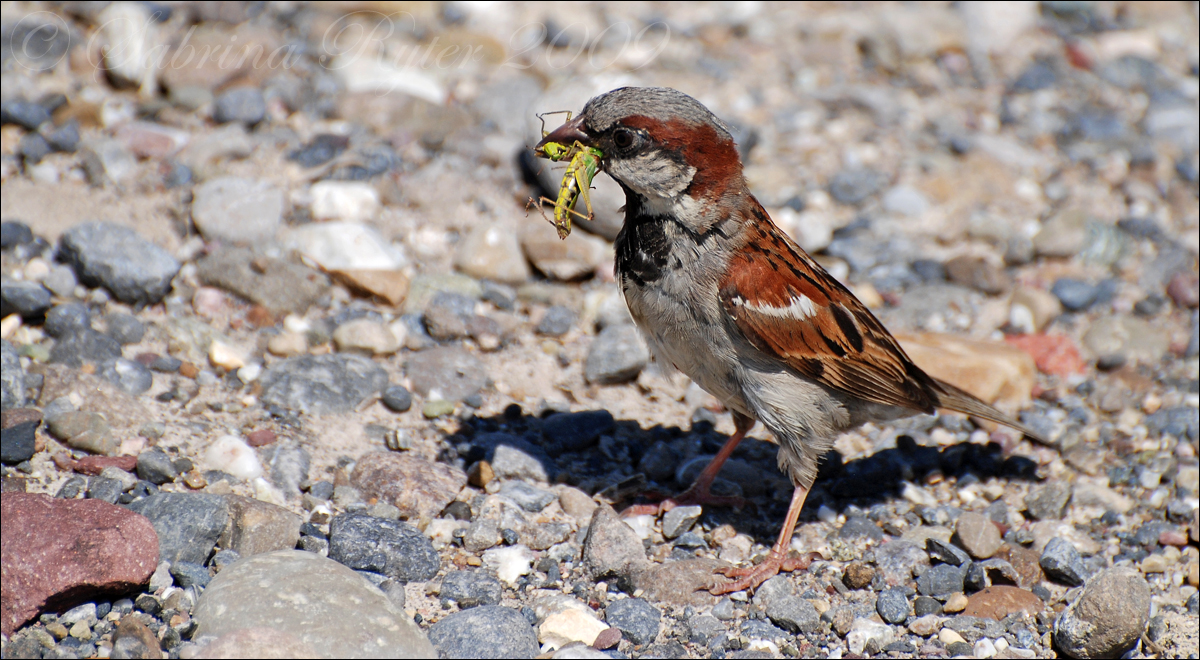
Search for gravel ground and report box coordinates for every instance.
[1,2,1198,659]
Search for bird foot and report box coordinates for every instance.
[621,485,749,517]
[709,549,819,595]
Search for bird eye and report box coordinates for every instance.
[612,128,634,149]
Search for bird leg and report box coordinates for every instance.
[711,483,816,594]
[622,413,755,517]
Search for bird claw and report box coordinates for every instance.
[709,550,819,595]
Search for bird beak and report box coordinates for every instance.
[535,114,590,155]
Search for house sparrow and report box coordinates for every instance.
[536,87,1042,594]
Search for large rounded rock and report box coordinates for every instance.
[1,493,158,634]
[1054,567,1150,659]
[192,550,434,659]
[57,222,180,304]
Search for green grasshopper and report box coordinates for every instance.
[532,111,604,240]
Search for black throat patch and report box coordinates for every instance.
[614,190,672,288]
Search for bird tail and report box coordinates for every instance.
[931,378,1047,444]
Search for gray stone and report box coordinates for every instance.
[86,476,124,503]
[1051,279,1099,312]
[195,247,328,315]
[45,122,80,153]
[382,385,413,413]
[1040,537,1087,586]
[259,354,388,414]
[917,563,965,597]
[58,222,180,305]
[440,570,503,608]
[50,329,122,368]
[136,448,177,485]
[328,513,440,582]
[926,537,971,567]
[48,411,116,455]
[829,167,886,205]
[954,511,1002,559]
[876,587,909,625]
[405,346,488,402]
[193,550,434,658]
[1025,482,1073,520]
[1,100,50,130]
[965,558,1022,591]
[168,561,211,588]
[427,605,538,659]
[44,304,92,338]
[839,516,884,542]
[474,433,556,483]
[423,292,474,341]
[102,313,145,345]
[213,87,266,125]
[582,505,647,581]
[125,493,229,565]
[261,441,310,497]
[765,596,822,634]
[873,539,930,585]
[912,596,942,617]
[584,325,648,384]
[605,597,660,645]
[463,518,500,553]
[687,615,726,645]
[97,358,153,395]
[542,410,615,453]
[498,482,556,512]
[1054,568,1150,659]
[662,505,702,539]
[219,495,302,558]
[1,341,23,410]
[0,221,33,248]
[193,177,284,244]
[42,265,78,298]
[536,306,575,337]
[1,416,37,464]
[1,280,51,319]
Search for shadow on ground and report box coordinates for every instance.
[431,404,1041,545]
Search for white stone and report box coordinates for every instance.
[288,222,407,271]
[208,341,246,370]
[883,185,931,218]
[192,177,284,244]
[538,609,608,650]
[974,638,996,658]
[237,363,262,383]
[623,514,656,540]
[775,207,834,252]
[310,181,381,223]
[98,2,159,93]
[204,435,263,480]
[846,618,895,655]
[425,519,468,549]
[481,545,533,586]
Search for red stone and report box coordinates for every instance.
[1,493,159,634]
[593,627,622,650]
[961,585,1043,621]
[71,455,139,476]
[1159,530,1188,547]
[245,429,277,447]
[1005,334,1086,377]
